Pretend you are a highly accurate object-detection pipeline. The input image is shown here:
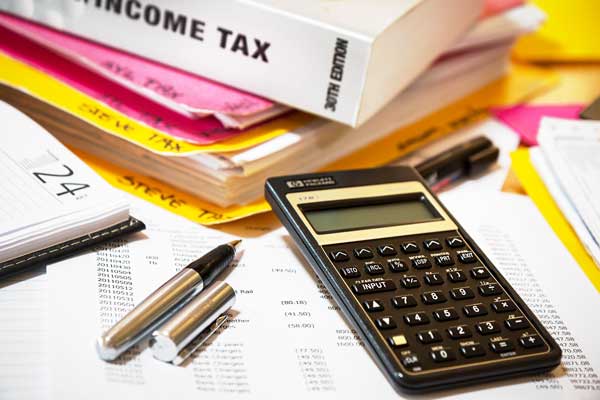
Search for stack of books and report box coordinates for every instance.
[0,1,544,212]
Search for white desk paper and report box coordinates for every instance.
[47,194,600,399]
[0,270,48,400]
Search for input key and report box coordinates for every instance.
[352,279,397,295]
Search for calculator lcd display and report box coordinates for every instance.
[302,196,441,234]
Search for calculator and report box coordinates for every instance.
[265,167,561,392]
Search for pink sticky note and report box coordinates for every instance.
[0,12,275,118]
[491,104,584,146]
[0,25,245,145]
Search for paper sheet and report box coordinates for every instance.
[0,269,48,400]
[510,148,600,292]
[0,52,310,155]
[529,148,600,267]
[537,118,600,268]
[0,12,277,119]
[46,193,600,399]
[0,25,280,145]
[491,104,583,146]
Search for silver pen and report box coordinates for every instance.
[150,280,236,365]
[96,240,241,361]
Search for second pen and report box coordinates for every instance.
[96,239,241,361]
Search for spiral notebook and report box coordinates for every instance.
[0,101,144,278]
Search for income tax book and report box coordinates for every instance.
[0,101,144,278]
[0,0,483,126]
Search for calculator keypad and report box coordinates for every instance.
[325,231,550,374]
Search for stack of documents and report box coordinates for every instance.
[530,117,600,268]
[0,3,544,210]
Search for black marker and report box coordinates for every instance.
[415,136,499,191]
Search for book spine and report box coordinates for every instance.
[0,1,371,125]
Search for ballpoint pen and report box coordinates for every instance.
[96,239,241,361]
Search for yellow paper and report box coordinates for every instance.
[0,52,311,155]
[514,1,600,61]
[76,150,270,225]
[510,148,600,292]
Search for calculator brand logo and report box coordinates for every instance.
[286,180,305,188]
[286,176,336,189]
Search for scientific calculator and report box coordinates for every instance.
[265,167,561,392]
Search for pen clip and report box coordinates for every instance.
[172,313,229,366]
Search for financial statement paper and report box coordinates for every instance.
[43,192,600,399]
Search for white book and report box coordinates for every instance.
[0,0,482,126]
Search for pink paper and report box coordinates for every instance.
[0,25,251,145]
[491,104,584,146]
[0,12,274,118]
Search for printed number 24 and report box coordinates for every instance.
[33,164,90,196]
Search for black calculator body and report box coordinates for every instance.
[265,167,561,392]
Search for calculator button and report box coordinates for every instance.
[377,244,397,256]
[490,338,514,353]
[417,329,442,344]
[363,299,384,312]
[365,263,385,275]
[435,255,454,266]
[476,320,501,335]
[447,270,467,283]
[388,334,408,348]
[421,291,446,305]
[460,343,486,358]
[404,312,429,326]
[431,347,456,362]
[478,283,503,296]
[392,295,417,308]
[423,239,442,251]
[463,303,488,317]
[424,273,444,286]
[470,266,490,279]
[446,236,465,248]
[433,307,459,322]
[448,325,472,339]
[505,316,530,330]
[450,287,475,300]
[354,247,373,259]
[401,242,420,254]
[388,259,408,272]
[352,280,397,295]
[340,266,360,278]
[492,299,516,313]
[376,316,397,330]
[519,334,544,349]
[412,258,431,270]
[401,276,421,289]
[458,251,477,263]
[330,250,349,262]
[400,353,421,370]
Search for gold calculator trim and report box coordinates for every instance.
[286,181,457,246]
